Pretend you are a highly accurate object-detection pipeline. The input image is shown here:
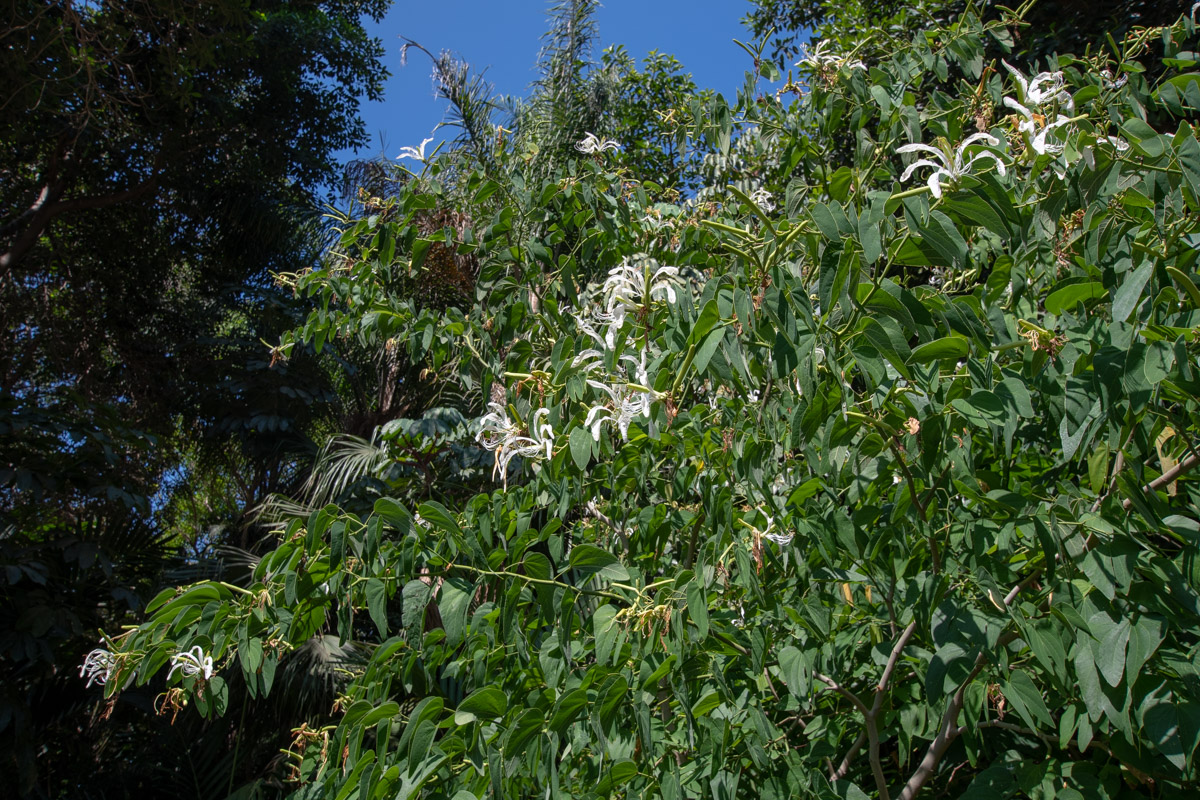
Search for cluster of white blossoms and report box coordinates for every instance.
[573,261,679,442]
[748,188,776,212]
[1001,60,1076,159]
[79,647,117,688]
[476,403,555,489]
[795,39,865,72]
[899,62,1131,195]
[575,132,620,155]
[167,645,215,681]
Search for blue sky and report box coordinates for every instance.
[340,1,762,164]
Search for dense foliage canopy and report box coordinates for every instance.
[14,1,1200,799]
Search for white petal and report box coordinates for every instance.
[900,159,942,183]
[959,132,1000,150]
[1002,96,1033,118]
[896,143,943,158]
[1002,60,1029,98]
[927,171,944,199]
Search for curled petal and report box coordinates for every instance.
[959,132,1001,149]
[896,143,944,159]
[900,158,943,184]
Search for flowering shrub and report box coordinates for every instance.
[94,8,1200,798]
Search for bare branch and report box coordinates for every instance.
[815,672,869,716]
[1122,451,1200,510]
[832,730,867,781]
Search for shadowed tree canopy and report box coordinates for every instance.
[0,1,388,793]
[0,0,387,516]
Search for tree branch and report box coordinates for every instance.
[1122,451,1200,510]
[832,730,867,781]
[1,172,157,273]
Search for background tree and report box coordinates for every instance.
[0,0,388,793]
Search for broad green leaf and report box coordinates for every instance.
[568,544,630,581]
[437,576,473,646]
[1045,281,1107,315]
[909,336,967,363]
[1002,670,1052,729]
[455,686,507,724]
[951,391,1006,428]
[1111,261,1153,322]
[686,580,709,638]
[365,578,388,637]
[569,426,591,470]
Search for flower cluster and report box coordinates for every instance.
[748,188,775,212]
[795,40,865,73]
[476,403,555,488]
[167,646,214,681]
[79,647,116,688]
[575,132,620,155]
[572,261,679,442]
[998,60,1085,177]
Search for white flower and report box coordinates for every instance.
[397,133,436,162]
[475,403,555,488]
[602,261,680,311]
[79,648,116,688]
[751,513,794,546]
[1002,61,1073,112]
[1004,99,1073,156]
[897,133,1006,198]
[748,188,775,212]
[575,132,620,155]
[168,646,214,681]
[1100,69,1128,90]
[1192,2,1199,21]
[796,40,865,71]
[582,349,659,442]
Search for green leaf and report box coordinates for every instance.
[693,326,727,375]
[1097,619,1130,687]
[502,708,544,754]
[1045,281,1107,315]
[951,391,1007,428]
[416,502,460,535]
[778,645,809,698]
[365,578,388,636]
[1167,266,1200,309]
[1144,701,1187,770]
[402,580,431,631]
[688,299,721,346]
[569,426,591,470]
[593,603,621,665]
[909,336,968,363]
[437,576,473,646]
[1111,261,1153,322]
[455,686,507,724]
[686,580,709,638]
[548,688,588,733]
[1002,670,1052,729]
[594,760,637,796]
[568,544,630,581]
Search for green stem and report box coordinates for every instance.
[444,563,625,603]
